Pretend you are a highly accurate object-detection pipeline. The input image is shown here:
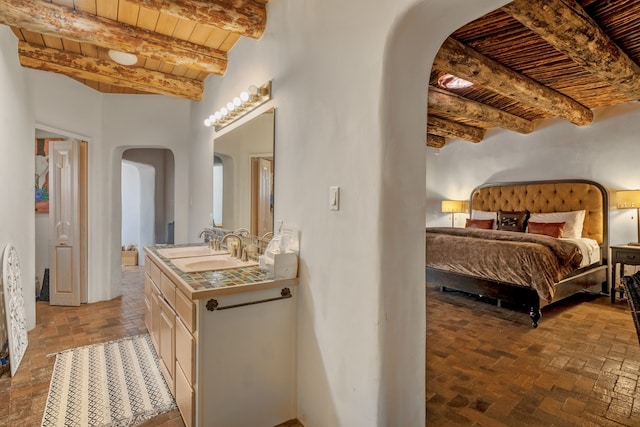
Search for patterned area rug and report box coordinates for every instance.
[41,334,176,427]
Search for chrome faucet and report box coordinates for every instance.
[221,233,244,258]
[234,228,250,237]
[199,228,219,249]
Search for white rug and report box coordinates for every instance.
[41,334,176,427]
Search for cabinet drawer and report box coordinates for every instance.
[175,362,195,427]
[615,250,640,264]
[176,317,195,384]
[175,289,195,332]
[158,297,176,395]
[160,273,176,309]
[146,259,161,285]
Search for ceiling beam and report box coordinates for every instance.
[503,0,640,100]
[0,0,227,75]
[428,86,534,134]
[434,37,594,126]
[426,134,446,148]
[134,0,267,39]
[427,115,485,143]
[18,41,203,100]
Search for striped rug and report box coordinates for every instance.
[41,334,176,427]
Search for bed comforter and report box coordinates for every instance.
[425,227,584,302]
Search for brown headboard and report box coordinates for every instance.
[470,179,608,245]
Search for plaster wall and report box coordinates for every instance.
[0,26,35,329]
[426,102,640,247]
[122,148,172,245]
[25,70,191,302]
[121,162,141,250]
[190,0,510,425]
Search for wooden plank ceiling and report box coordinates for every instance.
[0,0,268,100]
[427,0,640,148]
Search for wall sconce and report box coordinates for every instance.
[203,81,272,131]
[617,190,640,245]
[441,200,469,227]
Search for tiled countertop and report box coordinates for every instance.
[144,244,296,300]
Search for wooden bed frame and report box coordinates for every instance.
[426,179,609,327]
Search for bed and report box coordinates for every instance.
[426,179,609,327]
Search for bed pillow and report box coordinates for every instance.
[497,210,529,232]
[471,209,498,229]
[465,219,494,229]
[528,210,586,239]
[527,221,566,238]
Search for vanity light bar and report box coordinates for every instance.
[203,81,272,131]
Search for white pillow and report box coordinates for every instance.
[528,210,586,239]
[471,209,498,229]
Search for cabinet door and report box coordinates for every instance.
[175,361,195,427]
[150,284,161,352]
[175,317,195,384]
[159,297,176,395]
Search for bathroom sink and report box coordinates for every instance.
[157,246,228,259]
[171,254,258,273]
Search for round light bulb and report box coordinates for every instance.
[227,102,235,111]
[209,114,216,122]
[221,107,228,116]
[214,111,222,120]
[204,118,211,127]
[240,91,250,102]
[233,97,242,106]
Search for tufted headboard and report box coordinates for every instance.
[470,179,608,245]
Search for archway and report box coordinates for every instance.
[377,0,510,423]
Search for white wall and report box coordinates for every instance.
[426,102,640,246]
[0,0,516,422]
[26,70,191,302]
[190,0,510,425]
[0,26,36,329]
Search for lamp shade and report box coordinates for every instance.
[617,190,640,209]
[441,200,468,213]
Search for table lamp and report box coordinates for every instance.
[441,200,469,227]
[617,190,640,246]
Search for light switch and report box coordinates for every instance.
[329,186,340,211]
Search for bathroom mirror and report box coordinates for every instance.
[213,109,274,236]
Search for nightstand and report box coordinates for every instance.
[610,245,640,303]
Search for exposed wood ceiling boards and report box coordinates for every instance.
[1,0,268,99]
[433,37,593,126]
[427,0,640,148]
[503,0,640,101]
[428,86,535,135]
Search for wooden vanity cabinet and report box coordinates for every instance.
[144,249,297,427]
[144,256,196,425]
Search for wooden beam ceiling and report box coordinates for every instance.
[134,0,267,39]
[503,0,640,101]
[19,41,203,100]
[427,115,485,143]
[0,0,227,75]
[428,86,534,135]
[426,134,446,149]
[433,37,593,126]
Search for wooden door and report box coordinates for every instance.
[49,140,86,306]
[251,157,273,236]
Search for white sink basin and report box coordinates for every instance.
[157,246,228,259]
[171,254,258,273]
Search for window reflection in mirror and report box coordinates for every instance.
[213,109,274,236]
